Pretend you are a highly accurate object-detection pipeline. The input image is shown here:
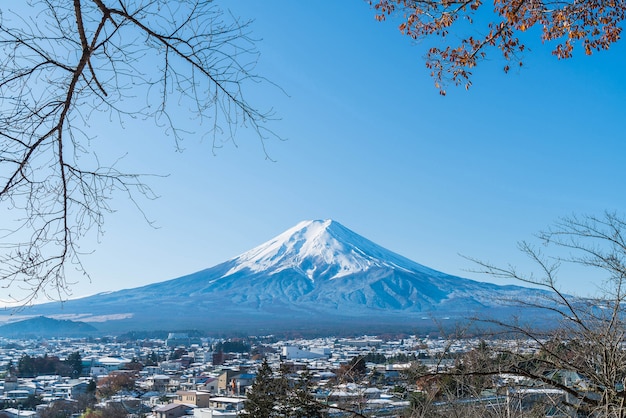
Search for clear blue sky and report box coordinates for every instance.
[7,1,626,303]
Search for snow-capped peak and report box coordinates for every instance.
[223,219,435,281]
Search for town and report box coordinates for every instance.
[0,332,580,417]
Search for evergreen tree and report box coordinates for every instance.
[145,351,159,366]
[274,364,293,417]
[242,359,277,418]
[287,370,325,418]
[18,354,35,377]
[86,379,97,394]
[243,360,327,417]
[66,351,83,377]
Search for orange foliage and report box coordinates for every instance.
[371,0,624,93]
[96,372,136,399]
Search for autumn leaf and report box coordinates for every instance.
[369,0,625,91]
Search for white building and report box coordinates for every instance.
[193,397,245,417]
[282,346,329,360]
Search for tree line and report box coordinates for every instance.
[14,351,83,378]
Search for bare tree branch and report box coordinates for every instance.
[0,0,279,304]
[444,212,626,416]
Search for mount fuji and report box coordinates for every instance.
[6,220,550,334]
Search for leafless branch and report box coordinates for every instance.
[0,0,279,303]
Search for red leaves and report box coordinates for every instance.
[370,0,626,93]
[370,0,396,21]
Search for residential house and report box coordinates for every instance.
[230,374,255,397]
[154,402,191,418]
[1,408,37,418]
[216,370,238,395]
[52,379,88,399]
[197,377,218,394]
[146,374,171,393]
[174,390,212,408]
[193,397,245,417]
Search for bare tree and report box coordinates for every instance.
[403,333,576,417]
[410,212,626,417]
[0,0,276,303]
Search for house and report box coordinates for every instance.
[209,397,245,411]
[193,397,245,417]
[196,377,218,394]
[154,402,191,418]
[52,379,88,399]
[216,370,238,394]
[3,375,18,393]
[146,374,171,392]
[1,408,37,418]
[194,408,238,417]
[143,365,163,375]
[230,374,255,396]
[175,390,212,408]
[4,389,31,401]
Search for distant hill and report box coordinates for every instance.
[3,220,555,335]
[0,316,98,337]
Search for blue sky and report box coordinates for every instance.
[6,1,626,303]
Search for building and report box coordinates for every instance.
[154,402,191,418]
[166,333,202,347]
[1,408,38,418]
[87,356,132,375]
[52,379,89,399]
[282,346,329,360]
[192,397,245,417]
[196,377,218,394]
[175,390,212,408]
[145,374,171,393]
[216,370,238,395]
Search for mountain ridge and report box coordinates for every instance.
[0,219,551,334]
[0,316,98,337]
